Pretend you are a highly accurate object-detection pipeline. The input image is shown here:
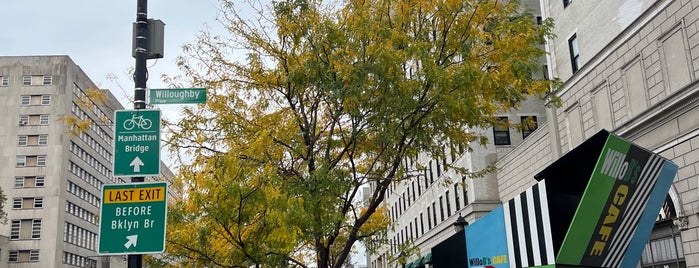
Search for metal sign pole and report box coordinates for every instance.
[130,0,148,267]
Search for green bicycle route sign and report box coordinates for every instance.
[98,182,167,255]
[113,109,160,177]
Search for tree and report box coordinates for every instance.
[163,0,554,267]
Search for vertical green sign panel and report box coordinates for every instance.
[556,135,630,264]
[98,182,167,255]
[556,134,672,267]
[113,109,160,177]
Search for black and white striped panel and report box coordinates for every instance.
[503,180,556,268]
[601,154,665,267]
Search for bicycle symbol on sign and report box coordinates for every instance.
[123,114,153,130]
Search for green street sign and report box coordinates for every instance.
[113,110,160,177]
[98,182,167,255]
[149,88,207,104]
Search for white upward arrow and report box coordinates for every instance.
[130,157,145,173]
[124,235,138,249]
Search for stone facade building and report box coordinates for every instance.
[369,0,699,267]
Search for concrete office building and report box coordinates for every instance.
[369,96,547,268]
[369,0,699,267]
[499,0,698,266]
[0,56,172,267]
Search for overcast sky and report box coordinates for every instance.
[1,0,223,107]
[1,0,225,172]
[2,1,369,265]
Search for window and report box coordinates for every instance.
[521,116,538,139]
[18,135,48,146]
[1,75,8,86]
[40,114,49,125]
[39,134,48,145]
[20,95,51,106]
[439,196,445,221]
[454,184,461,210]
[417,177,422,196]
[67,202,97,225]
[16,156,26,167]
[37,155,47,166]
[18,135,27,146]
[432,202,438,225]
[423,169,430,188]
[462,177,469,207]
[493,117,511,145]
[22,75,52,86]
[413,217,418,238]
[464,189,469,206]
[9,250,40,262]
[427,207,432,230]
[15,176,45,188]
[402,193,407,211]
[446,191,452,216]
[641,236,685,267]
[569,33,580,73]
[411,182,416,202]
[13,197,43,209]
[407,189,411,206]
[64,222,98,250]
[10,219,41,240]
[410,221,414,239]
[16,155,47,167]
[420,213,424,235]
[402,228,406,244]
[63,252,97,267]
[19,114,50,126]
[563,0,571,7]
[68,181,101,208]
